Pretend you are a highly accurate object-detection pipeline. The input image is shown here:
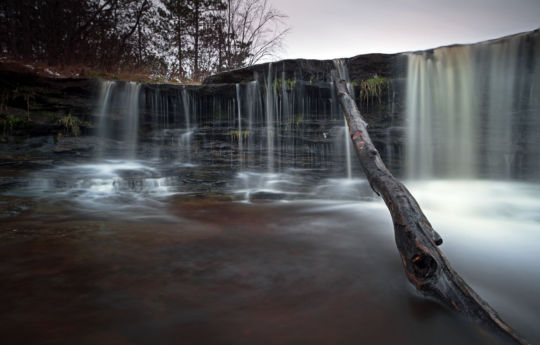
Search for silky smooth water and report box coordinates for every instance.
[95,80,114,157]
[406,32,540,179]
[2,169,539,344]
[123,83,141,159]
[334,59,355,179]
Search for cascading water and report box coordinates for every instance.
[531,38,540,175]
[21,80,185,217]
[181,87,193,162]
[245,80,262,168]
[235,84,243,166]
[343,118,352,179]
[406,33,540,180]
[400,36,540,344]
[334,58,354,179]
[123,82,141,159]
[265,62,275,172]
[229,58,368,200]
[95,80,114,157]
[93,80,142,159]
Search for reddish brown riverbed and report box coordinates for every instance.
[0,195,514,345]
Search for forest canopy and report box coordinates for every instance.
[0,0,289,81]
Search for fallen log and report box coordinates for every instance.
[334,78,528,345]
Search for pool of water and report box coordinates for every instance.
[1,161,539,345]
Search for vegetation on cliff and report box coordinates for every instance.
[0,0,289,82]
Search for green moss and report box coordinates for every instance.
[285,114,304,129]
[0,90,9,113]
[293,114,303,126]
[358,76,388,106]
[88,71,105,79]
[273,78,296,92]
[41,111,65,122]
[229,130,249,141]
[57,113,82,136]
[1,113,30,139]
[215,111,229,120]
[13,86,36,120]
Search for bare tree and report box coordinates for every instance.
[224,0,289,69]
[0,0,289,79]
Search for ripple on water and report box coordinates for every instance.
[4,159,196,220]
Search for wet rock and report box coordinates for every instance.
[203,54,400,85]
[53,136,97,154]
[0,68,96,132]
[248,191,289,200]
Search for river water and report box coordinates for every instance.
[1,160,539,345]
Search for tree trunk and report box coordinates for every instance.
[334,78,529,345]
[193,4,200,80]
[177,23,184,79]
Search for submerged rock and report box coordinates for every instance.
[53,136,97,155]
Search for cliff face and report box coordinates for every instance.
[0,67,96,159]
[203,53,404,84]
[0,68,96,135]
[0,52,408,175]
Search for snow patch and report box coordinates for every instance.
[45,68,61,77]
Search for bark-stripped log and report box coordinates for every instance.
[334,78,528,345]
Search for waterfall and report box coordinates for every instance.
[181,87,193,162]
[333,58,354,95]
[245,80,262,169]
[236,84,243,166]
[122,82,141,159]
[265,63,275,172]
[333,59,354,179]
[90,58,387,178]
[95,80,114,157]
[94,80,141,159]
[405,54,435,178]
[405,32,540,180]
[148,88,168,159]
[181,87,191,130]
[334,59,349,81]
[530,35,540,176]
[150,88,169,131]
[343,118,352,179]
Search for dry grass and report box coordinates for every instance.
[0,56,201,85]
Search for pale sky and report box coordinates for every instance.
[268,0,540,60]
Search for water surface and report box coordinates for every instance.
[1,163,538,345]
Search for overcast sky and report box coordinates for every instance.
[268,0,540,60]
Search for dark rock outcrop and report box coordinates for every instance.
[203,53,403,85]
[0,51,408,174]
